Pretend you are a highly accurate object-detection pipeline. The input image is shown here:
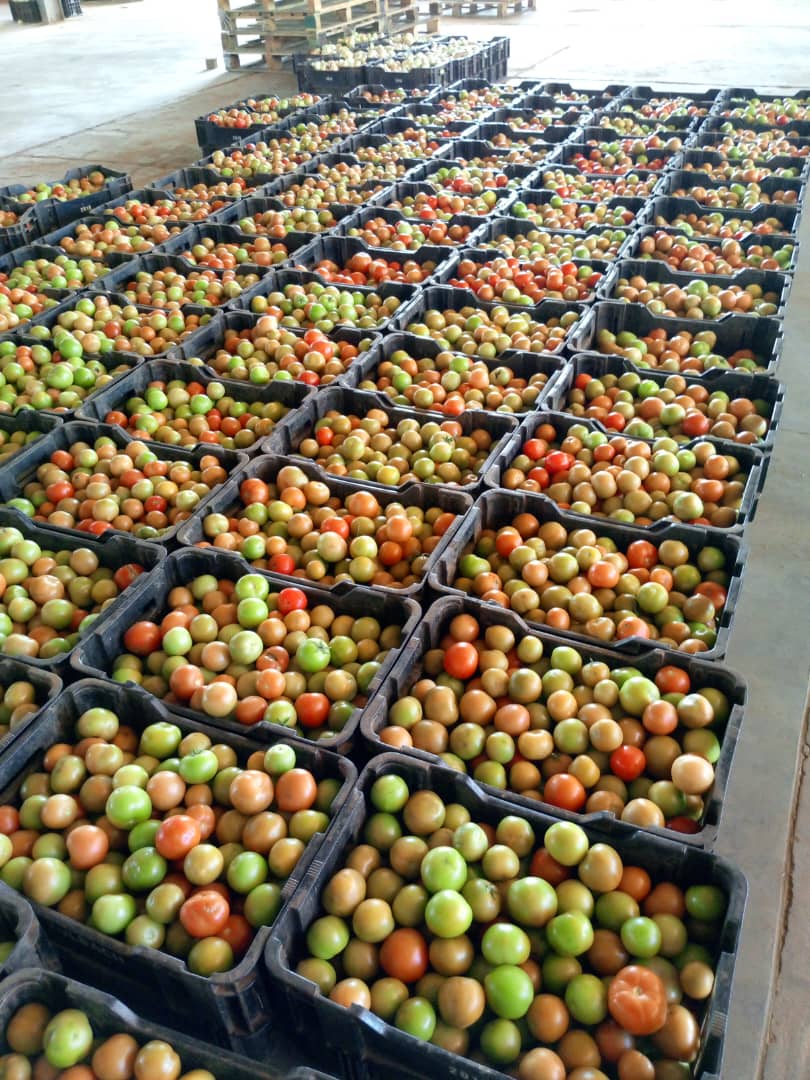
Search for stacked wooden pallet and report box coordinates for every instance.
[423,0,533,16]
[218,0,431,70]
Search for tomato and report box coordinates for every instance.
[114,564,144,590]
[123,621,162,656]
[443,641,479,680]
[278,588,307,614]
[543,773,586,811]
[607,964,668,1035]
[180,889,230,938]
[654,666,691,695]
[155,815,201,860]
[379,927,429,983]
[610,746,647,782]
[296,692,330,729]
[626,541,658,570]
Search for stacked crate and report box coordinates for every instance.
[218,0,432,70]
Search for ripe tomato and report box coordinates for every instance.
[543,773,586,811]
[443,641,479,680]
[180,889,230,939]
[123,621,162,656]
[610,746,647,782]
[626,540,658,570]
[114,564,144,590]
[155,815,202,860]
[278,588,307,615]
[295,692,330,729]
[607,965,668,1035]
[379,928,429,983]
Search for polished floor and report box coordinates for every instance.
[1,1,809,1076]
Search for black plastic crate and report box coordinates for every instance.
[0,886,59,977]
[380,103,478,139]
[700,112,810,139]
[568,299,784,376]
[364,60,455,90]
[483,406,765,534]
[368,178,517,218]
[691,129,810,166]
[544,351,785,456]
[336,329,564,413]
[0,969,340,1079]
[157,221,317,269]
[338,205,488,249]
[286,233,455,285]
[92,186,223,224]
[194,97,310,152]
[175,452,472,601]
[338,130,453,162]
[560,138,681,173]
[598,257,792,318]
[361,592,747,844]
[503,188,648,231]
[0,410,63,475]
[590,109,701,136]
[0,420,246,547]
[150,166,255,201]
[638,195,800,238]
[88,252,273,311]
[626,223,800,274]
[656,168,806,212]
[38,214,184,260]
[472,213,635,264]
[541,82,629,106]
[676,148,810,184]
[428,487,746,661]
[74,356,311,455]
[486,104,589,131]
[622,85,725,105]
[296,62,366,96]
[210,195,359,236]
[269,384,518,498]
[233,267,418,329]
[296,150,422,188]
[433,245,610,303]
[168,308,379,388]
[535,161,662,198]
[0,241,121,291]
[265,752,746,1080]
[0,679,356,1050]
[17,291,219,362]
[0,506,163,674]
[20,167,132,234]
[394,283,588,356]
[70,548,419,753]
[406,156,541,191]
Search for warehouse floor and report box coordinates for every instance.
[1,0,810,1076]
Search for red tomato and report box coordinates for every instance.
[655,666,690,695]
[379,928,429,983]
[123,621,162,656]
[443,641,479,680]
[626,540,658,570]
[278,588,307,615]
[295,692,330,729]
[155,815,201,860]
[543,773,586,811]
[114,564,144,590]
[610,746,647,782]
[180,890,230,938]
[607,965,668,1035]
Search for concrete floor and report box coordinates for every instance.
[2,0,810,1076]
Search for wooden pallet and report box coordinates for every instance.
[425,0,532,14]
[266,0,380,34]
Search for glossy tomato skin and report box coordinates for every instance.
[607,964,668,1035]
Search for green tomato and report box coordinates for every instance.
[544,821,589,866]
[43,1009,93,1069]
[105,785,152,830]
[394,997,436,1041]
[370,775,409,814]
[546,911,594,957]
[92,893,137,935]
[620,915,662,958]
[420,846,467,893]
[481,923,531,966]
[424,889,473,939]
[484,964,534,1019]
[565,972,608,1025]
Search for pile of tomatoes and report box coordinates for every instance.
[102,197,220,224]
[195,319,371,387]
[591,325,769,375]
[452,512,730,653]
[358,345,553,415]
[448,255,602,303]
[345,216,477,250]
[500,420,751,528]
[379,611,730,824]
[116,266,262,309]
[296,771,727,1076]
[635,230,796,273]
[560,369,772,446]
[301,250,439,287]
[198,465,459,588]
[0,703,340,974]
[177,236,292,270]
[103,375,293,451]
[380,189,502,220]
[540,169,659,199]
[115,572,403,736]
